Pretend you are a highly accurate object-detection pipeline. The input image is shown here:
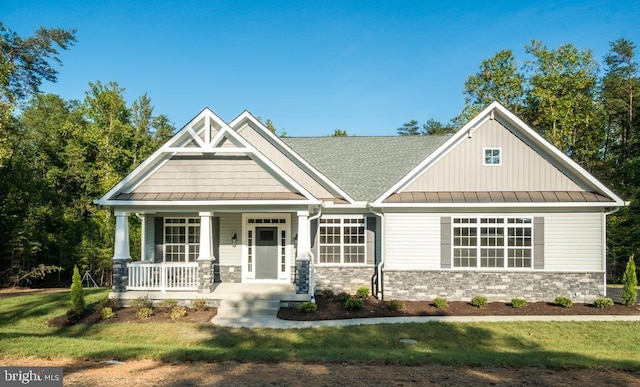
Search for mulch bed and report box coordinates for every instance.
[48,307,217,327]
[277,295,640,321]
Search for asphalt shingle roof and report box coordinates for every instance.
[282,136,450,202]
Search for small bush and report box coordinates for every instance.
[621,255,638,306]
[70,266,85,315]
[66,309,82,323]
[297,302,318,313]
[101,307,116,319]
[137,307,154,319]
[594,297,614,308]
[555,296,573,308]
[157,299,179,313]
[97,297,122,311]
[511,298,528,308]
[192,298,208,311]
[337,292,350,303]
[170,306,187,320]
[344,298,364,311]
[355,287,370,299]
[432,297,449,310]
[320,289,334,299]
[131,296,152,310]
[388,300,405,311]
[471,295,488,308]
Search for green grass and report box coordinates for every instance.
[1,289,639,369]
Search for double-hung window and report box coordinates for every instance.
[164,218,200,263]
[319,217,366,264]
[453,217,532,268]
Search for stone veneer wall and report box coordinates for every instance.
[383,270,605,302]
[314,266,375,294]
[218,265,242,283]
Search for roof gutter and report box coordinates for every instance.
[307,204,323,303]
[368,205,384,300]
[602,207,621,298]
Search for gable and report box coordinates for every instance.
[404,118,583,192]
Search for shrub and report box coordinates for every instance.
[621,255,638,306]
[337,292,350,303]
[170,306,187,320]
[388,300,405,311]
[66,309,82,323]
[471,295,488,308]
[320,289,334,299]
[97,297,122,311]
[192,298,208,311]
[555,296,573,308]
[297,302,318,313]
[432,297,449,310]
[137,307,154,319]
[158,299,179,313]
[344,298,364,311]
[131,296,153,310]
[70,266,85,315]
[355,287,370,299]
[594,297,614,308]
[101,307,116,319]
[511,298,527,308]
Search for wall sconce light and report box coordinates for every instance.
[231,233,238,247]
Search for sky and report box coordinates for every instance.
[4,1,640,136]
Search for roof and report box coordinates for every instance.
[384,191,613,204]
[282,136,450,201]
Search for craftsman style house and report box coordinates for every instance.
[97,102,625,303]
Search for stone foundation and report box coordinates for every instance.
[197,259,214,293]
[383,270,605,302]
[218,265,242,283]
[112,259,130,292]
[295,260,310,294]
[314,266,375,295]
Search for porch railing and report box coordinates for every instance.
[127,262,199,291]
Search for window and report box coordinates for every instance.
[164,218,200,262]
[453,217,532,268]
[319,217,366,264]
[484,148,501,165]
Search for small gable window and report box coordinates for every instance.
[484,148,501,165]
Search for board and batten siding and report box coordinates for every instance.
[384,213,441,270]
[134,158,292,193]
[238,123,337,199]
[403,119,584,192]
[544,212,603,271]
[219,213,242,266]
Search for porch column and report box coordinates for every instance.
[197,211,215,293]
[112,211,131,293]
[295,210,310,294]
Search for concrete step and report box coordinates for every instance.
[216,298,281,317]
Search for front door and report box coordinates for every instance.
[255,227,278,279]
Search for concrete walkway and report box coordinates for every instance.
[211,313,640,329]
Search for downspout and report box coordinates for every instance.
[602,207,620,298]
[135,213,145,261]
[368,205,384,300]
[307,204,323,303]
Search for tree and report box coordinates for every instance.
[70,265,85,314]
[458,49,525,123]
[331,129,347,137]
[621,255,637,306]
[422,119,456,135]
[524,40,604,168]
[397,120,420,136]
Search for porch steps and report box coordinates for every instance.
[215,298,282,318]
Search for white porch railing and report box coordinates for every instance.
[127,262,199,291]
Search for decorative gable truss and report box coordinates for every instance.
[97,108,322,206]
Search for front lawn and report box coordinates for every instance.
[0,289,638,369]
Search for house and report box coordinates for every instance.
[97,102,626,304]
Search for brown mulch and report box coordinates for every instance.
[47,307,217,327]
[278,295,640,321]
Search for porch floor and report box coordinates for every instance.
[110,283,309,307]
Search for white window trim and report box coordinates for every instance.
[241,213,291,283]
[317,215,367,265]
[163,217,201,263]
[451,216,533,270]
[483,147,502,166]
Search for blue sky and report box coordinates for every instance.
[4,1,640,136]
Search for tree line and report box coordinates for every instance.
[0,21,637,285]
